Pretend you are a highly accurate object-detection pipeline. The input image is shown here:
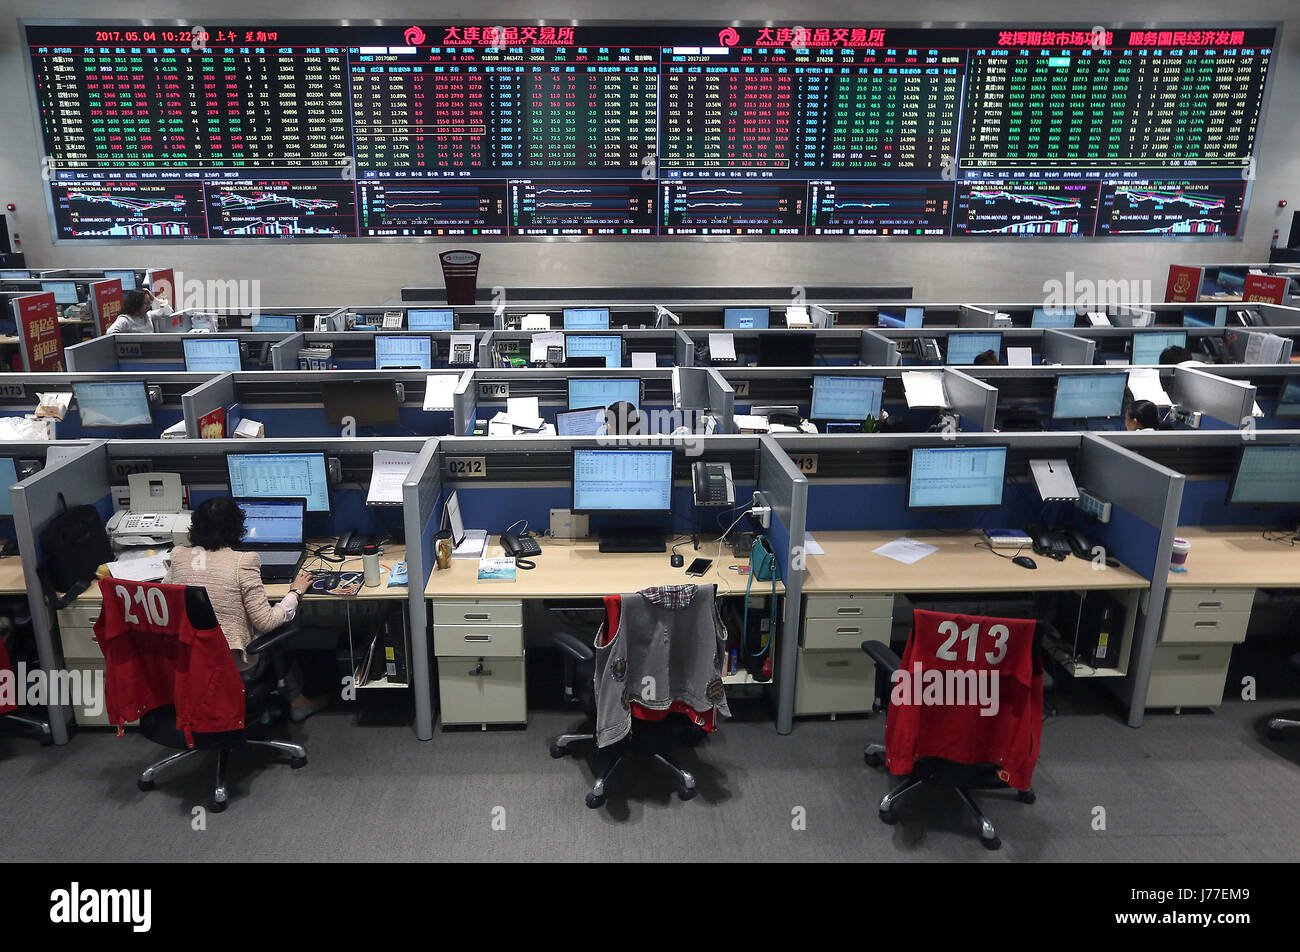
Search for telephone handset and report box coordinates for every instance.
[337,530,377,557]
[1199,336,1231,362]
[918,338,942,361]
[692,461,735,507]
[501,531,541,560]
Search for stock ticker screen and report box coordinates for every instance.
[23,21,1277,241]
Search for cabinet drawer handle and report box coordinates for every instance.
[836,607,863,615]
[464,634,491,642]
[825,660,850,668]
[464,613,490,621]
[1196,602,1222,610]
[469,662,494,677]
[1194,621,1219,629]
[835,627,861,635]
[1177,654,1202,662]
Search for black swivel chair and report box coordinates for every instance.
[123,586,308,812]
[529,596,704,809]
[0,609,53,745]
[1267,653,1300,740]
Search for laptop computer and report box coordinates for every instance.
[233,497,307,583]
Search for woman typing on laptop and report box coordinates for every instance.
[164,497,328,722]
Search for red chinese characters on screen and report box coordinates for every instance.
[441,26,575,46]
[753,27,886,47]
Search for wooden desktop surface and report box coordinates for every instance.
[0,556,27,595]
[1167,526,1300,589]
[801,530,1149,595]
[426,535,782,599]
[76,539,408,602]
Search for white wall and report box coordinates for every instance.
[1,0,1296,304]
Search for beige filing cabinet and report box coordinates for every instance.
[794,593,892,716]
[431,598,527,728]
[54,601,126,728]
[1147,587,1252,710]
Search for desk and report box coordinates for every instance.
[1148,526,1300,710]
[0,555,27,595]
[425,536,781,729]
[795,531,1150,717]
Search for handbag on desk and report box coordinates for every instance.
[743,535,780,681]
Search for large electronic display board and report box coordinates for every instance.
[22,20,1277,241]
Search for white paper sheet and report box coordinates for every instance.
[1127,368,1172,407]
[802,534,825,556]
[367,450,418,505]
[872,537,939,565]
[708,332,736,361]
[733,414,771,432]
[520,313,550,331]
[423,374,459,410]
[1007,347,1033,367]
[1087,312,1111,327]
[504,396,544,430]
[785,306,812,327]
[107,556,169,582]
[631,351,657,368]
[44,445,81,467]
[1245,332,1285,364]
[901,371,947,408]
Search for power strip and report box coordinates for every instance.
[1171,405,1202,428]
[1075,489,1112,524]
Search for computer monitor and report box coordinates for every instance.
[945,332,1002,365]
[1183,308,1228,328]
[1032,308,1075,328]
[757,332,816,367]
[565,334,622,368]
[0,457,18,517]
[563,307,610,330]
[1274,379,1300,418]
[556,406,608,436]
[41,281,79,305]
[407,308,454,332]
[1131,331,1188,365]
[72,381,152,428]
[1,270,29,280]
[104,270,137,291]
[905,307,924,328]
[568,378,640,410]
[1227,445,1300,506]
[1052,373,1128,419]
[877,310,905,329]
[811,375,884,421]
[572,448,673,512]
[233,498,306,545]
[227,452,330,511]
[249,313,297,333]
[907,445,1007,510]
[375,335,432,370]
[724,307,770,330]
[321,379,400,426]
[182,337,241,373]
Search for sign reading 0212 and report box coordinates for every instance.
[445,457,487,478]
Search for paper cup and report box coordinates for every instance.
[1171,537,1191,566]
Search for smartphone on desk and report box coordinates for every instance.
[685,557,713,576]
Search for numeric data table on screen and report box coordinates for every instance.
[23,21,1277,240]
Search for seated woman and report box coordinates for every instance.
[1124,399,1163,432]
[105,288,174,334]
[164,498,327,722]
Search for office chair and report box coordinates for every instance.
[534,591,721,808]
[0,613,53,745]
[861,609,1045,850]
[1267,653,1300,740]
[96,580,307,812]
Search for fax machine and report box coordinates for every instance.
[106,472,192,551]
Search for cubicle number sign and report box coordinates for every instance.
[790,454,819,475]
[479,383,510,399]
[110,459,153,481]
[0,384,25,399]
[445,457,487,478]
[733,381,751,397]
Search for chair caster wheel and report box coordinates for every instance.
[585,793,605,809]
[878,807,896,825]
[1268,727,1286,742]
[208,798,228,814]
[864,751,882,767]
[38,732,54,747]
[678,787,696,801]
[290,756,307,769]
[137,778,154,792]
[549,744,567,758]
[1017,789,1036,804]
[981,836,1001,851]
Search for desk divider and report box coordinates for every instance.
[1043,329,1097,365]
[10,441,113,745]
[942,368,997,432]
[704,369,735,433]
[1076,435,1185,727]
[181,373,236,438]
[476,330,496,368]
[674,328,695,366]
[402,439,442,741]
[1172,367,1256,429]
[958,305,997,328]
[270,332,306,371]
[64,335,118,373]
[861,329,900,366]
[454,372,478,437]
[757,436,808,735]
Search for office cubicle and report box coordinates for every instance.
[182,371,466,439]
[772,433,1184,728]
[1211,365,1300,428]
[173,305,344,334]
[10,437,429,744]
[66,332,293,373]
[686,327,881,367]
[480,328,695,369]
[272,331,484,371]
[868,325,1096,367]
[0,372,214,439]
[419,434,806,735]
[343,304,495,332]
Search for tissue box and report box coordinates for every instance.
[234,418,264,438]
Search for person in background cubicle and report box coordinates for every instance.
[164,498,329,722]
[105,288,174,334]
[1125,399,1163,432]
[1159,345,1200,366]
[972,349,999,366]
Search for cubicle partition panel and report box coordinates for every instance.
[401,439,443,741]
[1170,367,1257,430]
[10,441,111,744]
[1210,366,1300,428]
[704,369,735,434]
[1075,436,1185,726]
[673,329,695,367]
[756,436,808,735]
[269,332,306,370]
[942,369,998,433]
[68,332,291,373]
[64,335,116,372]
[1226,328,1295,364]
[181,373,236,438]
[1042,329,1097,365]
[861,329,900,367]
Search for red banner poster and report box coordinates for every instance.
[1164,265,1204,303]
[1242,273,1288,304]
[146,268,175,308]
[15,292,66,371]
[198,407,225,439]
[90,278,124,335]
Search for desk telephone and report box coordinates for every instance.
[336,531,378,557]
[501,531,542,559]
[1028,524,1097,562]
[692,461,735,507]
[899,338,942,361]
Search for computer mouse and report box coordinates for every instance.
[670,553,684,568]
[1012,555,1038,570]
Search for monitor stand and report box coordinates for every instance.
[598,529,665,553]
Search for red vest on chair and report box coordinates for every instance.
[92,579,246,746]
[884,609,1042,790]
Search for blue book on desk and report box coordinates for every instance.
[477,556,516,582]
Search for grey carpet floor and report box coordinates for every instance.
[2,700,1298,862]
